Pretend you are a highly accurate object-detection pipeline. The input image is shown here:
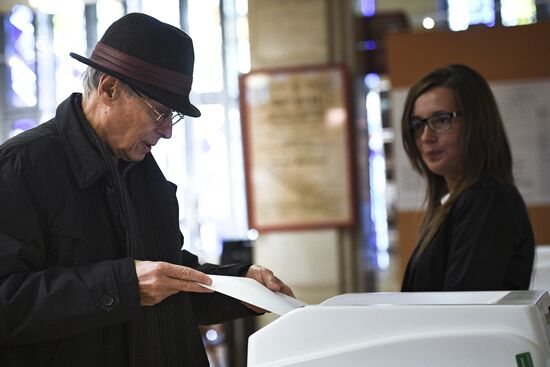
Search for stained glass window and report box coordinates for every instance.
[447,0,495,31]
[501,0,537,26]
[188,0,224,93]
[96,0,125,37]
[5,5,37,108]
[52,0,86,102]
[10,118,37,138]
[447,0,537,30]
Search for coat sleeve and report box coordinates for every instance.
[179,251,257,324]
[0,150,141,346]
[443,185,529,290]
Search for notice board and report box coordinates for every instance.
[386,22,550,272]
[239,64,355,232]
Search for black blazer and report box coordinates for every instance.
[402,176,535,291]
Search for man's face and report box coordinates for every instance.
[105,88,174,161]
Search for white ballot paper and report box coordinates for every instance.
[198,275,307,315]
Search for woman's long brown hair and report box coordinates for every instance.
[401,64,514,255]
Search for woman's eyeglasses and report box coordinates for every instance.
[131,87,184,126]
[411,111,462,137]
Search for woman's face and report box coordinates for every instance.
[412,86,464,191]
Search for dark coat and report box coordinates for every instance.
[402,175,535,291]
[0,94,253,366]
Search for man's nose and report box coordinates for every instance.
[157,123,173,139]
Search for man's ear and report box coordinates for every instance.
[97,75,121,106]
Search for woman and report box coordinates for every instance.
[400,64,534,291]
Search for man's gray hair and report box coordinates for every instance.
[82,67,104,99]
[82,67,136,99]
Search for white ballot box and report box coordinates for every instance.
[532,246,550,291]
[248,290,550,367]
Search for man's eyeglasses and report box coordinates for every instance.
[131,87,184,126]
[411,111,462,137]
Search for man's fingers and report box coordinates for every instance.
[278,284,295,297]
[160,262,212,286]
[163,276,214,293]
[247,264,295,296]
[261,268,283,292]
[135,261,214,306]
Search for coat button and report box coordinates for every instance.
[101,294,114,307]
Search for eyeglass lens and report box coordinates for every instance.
[131,86,184,126]
[411,112,454,135]
[149,104,184,126]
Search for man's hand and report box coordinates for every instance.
[135,260,213,306]
[244,265,295,313]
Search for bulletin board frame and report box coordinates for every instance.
[239,64,356,232]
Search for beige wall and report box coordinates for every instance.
[376,0,439,26]
[248,0,330,68]
[376,0,436,14]
[247,0,359,327]
[246,2,445,326]
[0,0,29,12]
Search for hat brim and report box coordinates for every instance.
[70,52,201,118]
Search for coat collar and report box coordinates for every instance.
[56,93,112,189]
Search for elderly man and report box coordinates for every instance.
[0,13,292,367]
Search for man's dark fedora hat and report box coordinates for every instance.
[70,12,200,117]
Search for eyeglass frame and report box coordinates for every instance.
[130,87,184,126]
[410,111,462,137]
